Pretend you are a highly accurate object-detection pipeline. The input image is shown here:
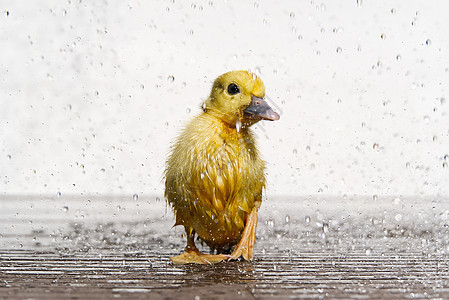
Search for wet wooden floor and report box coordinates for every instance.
[1,195,449,299]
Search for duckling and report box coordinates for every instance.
[165,70,279,264]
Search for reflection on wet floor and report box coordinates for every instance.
[1,195,449,299]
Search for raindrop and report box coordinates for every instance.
[443,162,448,168]
[292,148,297,155]
[394,197,401,205]
[289,12,295,18]
[390,8,396,14]
[167,75,175,83]
[396,54,401,61]
[62,206,69,212]
[444,154,448,160]
[186,107,191,113]
[57,192,62,197]
[132,194,139,201]
[356,0,362,8]
[373,143,379,150]
[425,39,431,46]
[322,223,329,233]
[305,216,311,225]
[19,244,23,248]
[423,116,430,124]
[373,195,378,201]
[395,214,402,221]
[440,97,446,105]
[156,197,161,202]
[200,173,205,179]
[365,248,372,255]
[266,219,275,227]
[5,10,9,17]
[380,33,386,39]
[140,84,145,90]
[433,136,438,142]
[297,35,303,40]
[336,47,342,53]
[285,215,290,223]
[7,154,11,159]
[236,119,242,133]
[189,29,194,35]
[361,122,366,128]
[337,98,342,104]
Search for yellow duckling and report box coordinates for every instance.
[165,70,280,264]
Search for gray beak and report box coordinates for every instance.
[243,95,280,121]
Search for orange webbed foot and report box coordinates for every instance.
[229,208,258,261]
[170,248,230,265]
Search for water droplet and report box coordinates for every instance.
[444,154,448,161]
[289,12,295,18]
[406,162,410,168]
[267,219,275,227]
[423,116,430,124]
[305,216,311,225]
[200,173,205,179]
[322,223,329,233]
[156,197,161,202]
[62,206,69,212]
[186,107,191,113]
[395,214,402,221]
[19,244,23,248]
[396,54,401,61]
[285,215,290,223]
[433,136,438,142]
[236,119,242,133]
[373,143,379,150]
[132,194,139,201]
[394,197,401,205]
[390,8,396,14]
[380,33,386,39]
[336,47,342,53]
[165,121,169,128]
[297,34,303,40]
[140,84,145,90]
[337,98,342,104]
[5,10,9,17]
[373,195,378,201]
[361,122,366,128]
[365,248,372,255]
[356,0,362,8]
[440,97,446,105]
[425,39,431,46]
[443,162,448,168]
[167,75,175,83]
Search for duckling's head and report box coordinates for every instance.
[203,70,280,128]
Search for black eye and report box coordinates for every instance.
[227,83,240,95]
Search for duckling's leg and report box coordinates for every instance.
[229,203,259,261]
[170,227,230,264]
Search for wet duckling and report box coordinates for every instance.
[165,70,279,264]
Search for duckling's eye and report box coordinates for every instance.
[227,83,240,95]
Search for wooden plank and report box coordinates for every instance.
[1,196,448,299]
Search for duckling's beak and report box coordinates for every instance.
[244,95,280,121]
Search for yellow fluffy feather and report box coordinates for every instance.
[165,70,279,264]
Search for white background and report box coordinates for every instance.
[1,0,448,199]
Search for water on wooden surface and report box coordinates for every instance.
[1,195,448,299]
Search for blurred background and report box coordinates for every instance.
[1,0,448,199]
